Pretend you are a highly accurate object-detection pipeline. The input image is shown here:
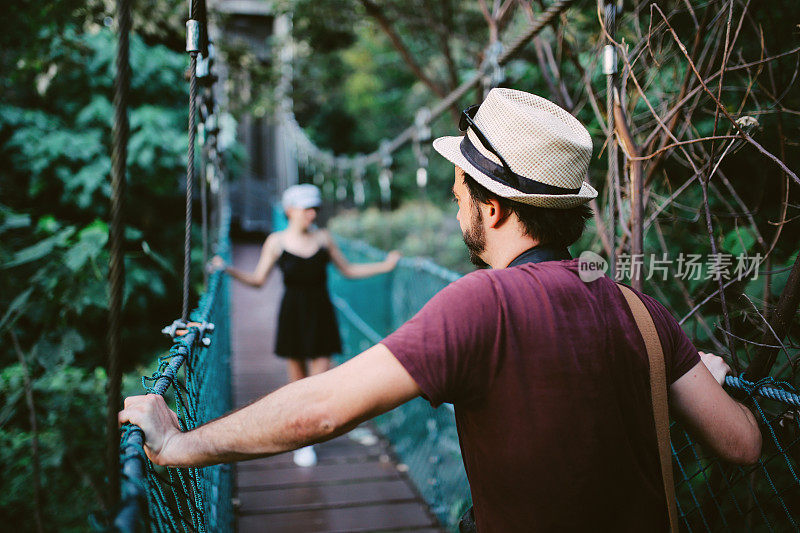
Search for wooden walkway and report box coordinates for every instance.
[230,242,443,533]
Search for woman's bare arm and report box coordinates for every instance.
[324,231,400,279]
[221,233,282,287]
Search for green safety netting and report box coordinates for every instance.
[329,237,800,532]
[672,376,800,532]
[115,209,233,533]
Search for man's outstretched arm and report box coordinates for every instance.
[118,344,420,467]
[670,352,762,465]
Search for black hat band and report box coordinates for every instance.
[459,136,581,196]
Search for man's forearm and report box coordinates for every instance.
[737,401,762,444]
[164,377,338,467]
[120,344,420,469]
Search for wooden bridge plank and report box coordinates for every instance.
[238,502,437,533]
[237,478,417,512]
[237,459,401,488]
[237,443,384,469]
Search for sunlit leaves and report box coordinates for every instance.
[3,227,76,269]
[63,220,108,272]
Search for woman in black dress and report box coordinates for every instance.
[213,184,399,465]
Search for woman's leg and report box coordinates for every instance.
[309,356,331,376]
[286,358,308,382]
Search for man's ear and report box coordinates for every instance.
[484,198,510,229]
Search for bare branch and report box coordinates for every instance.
[360,0,448,99]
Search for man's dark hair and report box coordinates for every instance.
[463,172,592,248]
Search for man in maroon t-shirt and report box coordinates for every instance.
[121,89,761,532]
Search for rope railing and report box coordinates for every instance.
[109,0,231,528]
[725,376,800,409]
[115,208,232,533]
[330,237,800,531]
[98,0,799,529]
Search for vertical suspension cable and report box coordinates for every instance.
[184,11,200,321]
[107,0,131,508]
[201,139,209,286]
[603,1,618,279]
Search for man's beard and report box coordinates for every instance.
[462,204,489,268]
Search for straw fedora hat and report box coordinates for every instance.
[433,88,597,209]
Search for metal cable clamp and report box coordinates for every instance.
[161,319,215,346]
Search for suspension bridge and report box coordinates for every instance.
[115,217,800,531]
[105,0,800,531]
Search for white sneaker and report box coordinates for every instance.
[293,445,317,467]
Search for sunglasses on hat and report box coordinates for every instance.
[459,105,523,190]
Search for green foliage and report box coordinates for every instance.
[723,227,756,256]
[0,9,200,530]
[0,363,107,531]
[0,0,796,529]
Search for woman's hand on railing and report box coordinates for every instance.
[207,255,226,274]
[384,251,402,271]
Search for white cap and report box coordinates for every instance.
[282,184,321,210]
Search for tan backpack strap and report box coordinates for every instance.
[617,283,679,532]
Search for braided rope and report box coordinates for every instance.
[497,0,575,66]
[725,375,800,407]
[115,426,146,531]
[726,374,800,526]
[427,0,575,126]
[116,1,222,527]
[116,211,229,532]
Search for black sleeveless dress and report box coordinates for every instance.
[274,247,342,359]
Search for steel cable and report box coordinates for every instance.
[107,0,131,508]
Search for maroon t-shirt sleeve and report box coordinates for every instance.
[639,292,701,384]
[380,271,503,407]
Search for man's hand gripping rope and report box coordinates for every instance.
[119,395,183,467]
